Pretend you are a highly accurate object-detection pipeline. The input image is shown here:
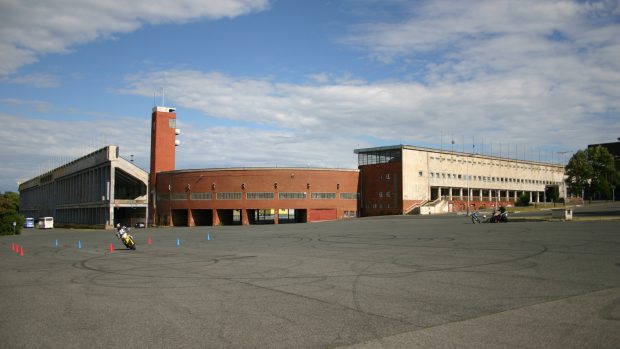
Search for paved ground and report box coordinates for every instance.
[1,214,619,348]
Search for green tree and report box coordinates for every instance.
[0,192,24,235]
[565,146,618,201]
[515,193,530,207]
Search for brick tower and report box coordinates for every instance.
[149,106,180,224]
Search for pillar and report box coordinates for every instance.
[188,209,195,227]
[449,188,453,200]
[274,210,279,225]
[212,208,220,227]
[242,209,249,225]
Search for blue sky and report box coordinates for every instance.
[1,0,619,192]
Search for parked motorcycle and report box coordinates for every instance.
[471,211,481,223]
[488,211,508,223]
[116,226,136,250]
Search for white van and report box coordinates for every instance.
[39,217,54,229]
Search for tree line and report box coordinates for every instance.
[1,192,24,235]
[565,145,619,201]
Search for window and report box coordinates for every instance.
[311,192,336,199]
[170,193,186,200]
[191,192,212,200]
[246,192,274,200]
[357,148,402,165]
[340,193,358,200]
[386,192,391,198]
[217,192,242,200]
[279,192,307,200]
[386,173,391,180]
[379,192,383,198]
[419,171,424,177]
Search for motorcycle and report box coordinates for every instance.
[488,211,508,223]
[117,226,136,250]
[471,211,481,223]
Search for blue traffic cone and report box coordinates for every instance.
[176,237,181,246]
[207,234,212,241]
[77,240,82,249]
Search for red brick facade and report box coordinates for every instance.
[149,107,178,223]
[154,168,359,226]
[358,162,403,216]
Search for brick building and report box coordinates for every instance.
[355,145,566,215]
[149,106,359,226]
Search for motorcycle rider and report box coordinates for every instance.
[116,223,126,239]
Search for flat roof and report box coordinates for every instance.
[159,167,359,175]
[354,144,564,168]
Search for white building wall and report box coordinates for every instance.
[403,147,565,201]
[402,149,431,202]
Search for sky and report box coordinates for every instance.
[1,0,619,193]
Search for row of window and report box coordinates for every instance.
[365,203,392,209]
[428,172,561,186]
[429,155,562,172]
[162,192,360,201]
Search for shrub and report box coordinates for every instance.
[515,193,530,207]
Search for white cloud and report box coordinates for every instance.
[0,0,269,76]
[122,66,619,149]
[4,73,61,88]
[0,110,363,192]
[0,112,151,191]
[117,0,620,155]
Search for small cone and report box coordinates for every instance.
[11,243,15,252]
[19,246,24,257]
[77,240,82,249]
[147,237,152,245]
[176,237,180,246]
[55,239,59,247]
[207,234,212,241]
[109,243,114,253]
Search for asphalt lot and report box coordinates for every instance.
[1,214,619,348]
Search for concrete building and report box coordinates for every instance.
[355,145,566,216]
[18,104,570,228]
[148,106,359,226]
[19,146,148,228]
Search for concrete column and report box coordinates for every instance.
[449,188,453,200]
[438,186,442,200]
[459,188,464,200]
[242,209,249,226]
[274,210,279,225]
[529,191,533,203]
[188,209,195,227]
[109,165,115,226]
[212,209,220,227]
